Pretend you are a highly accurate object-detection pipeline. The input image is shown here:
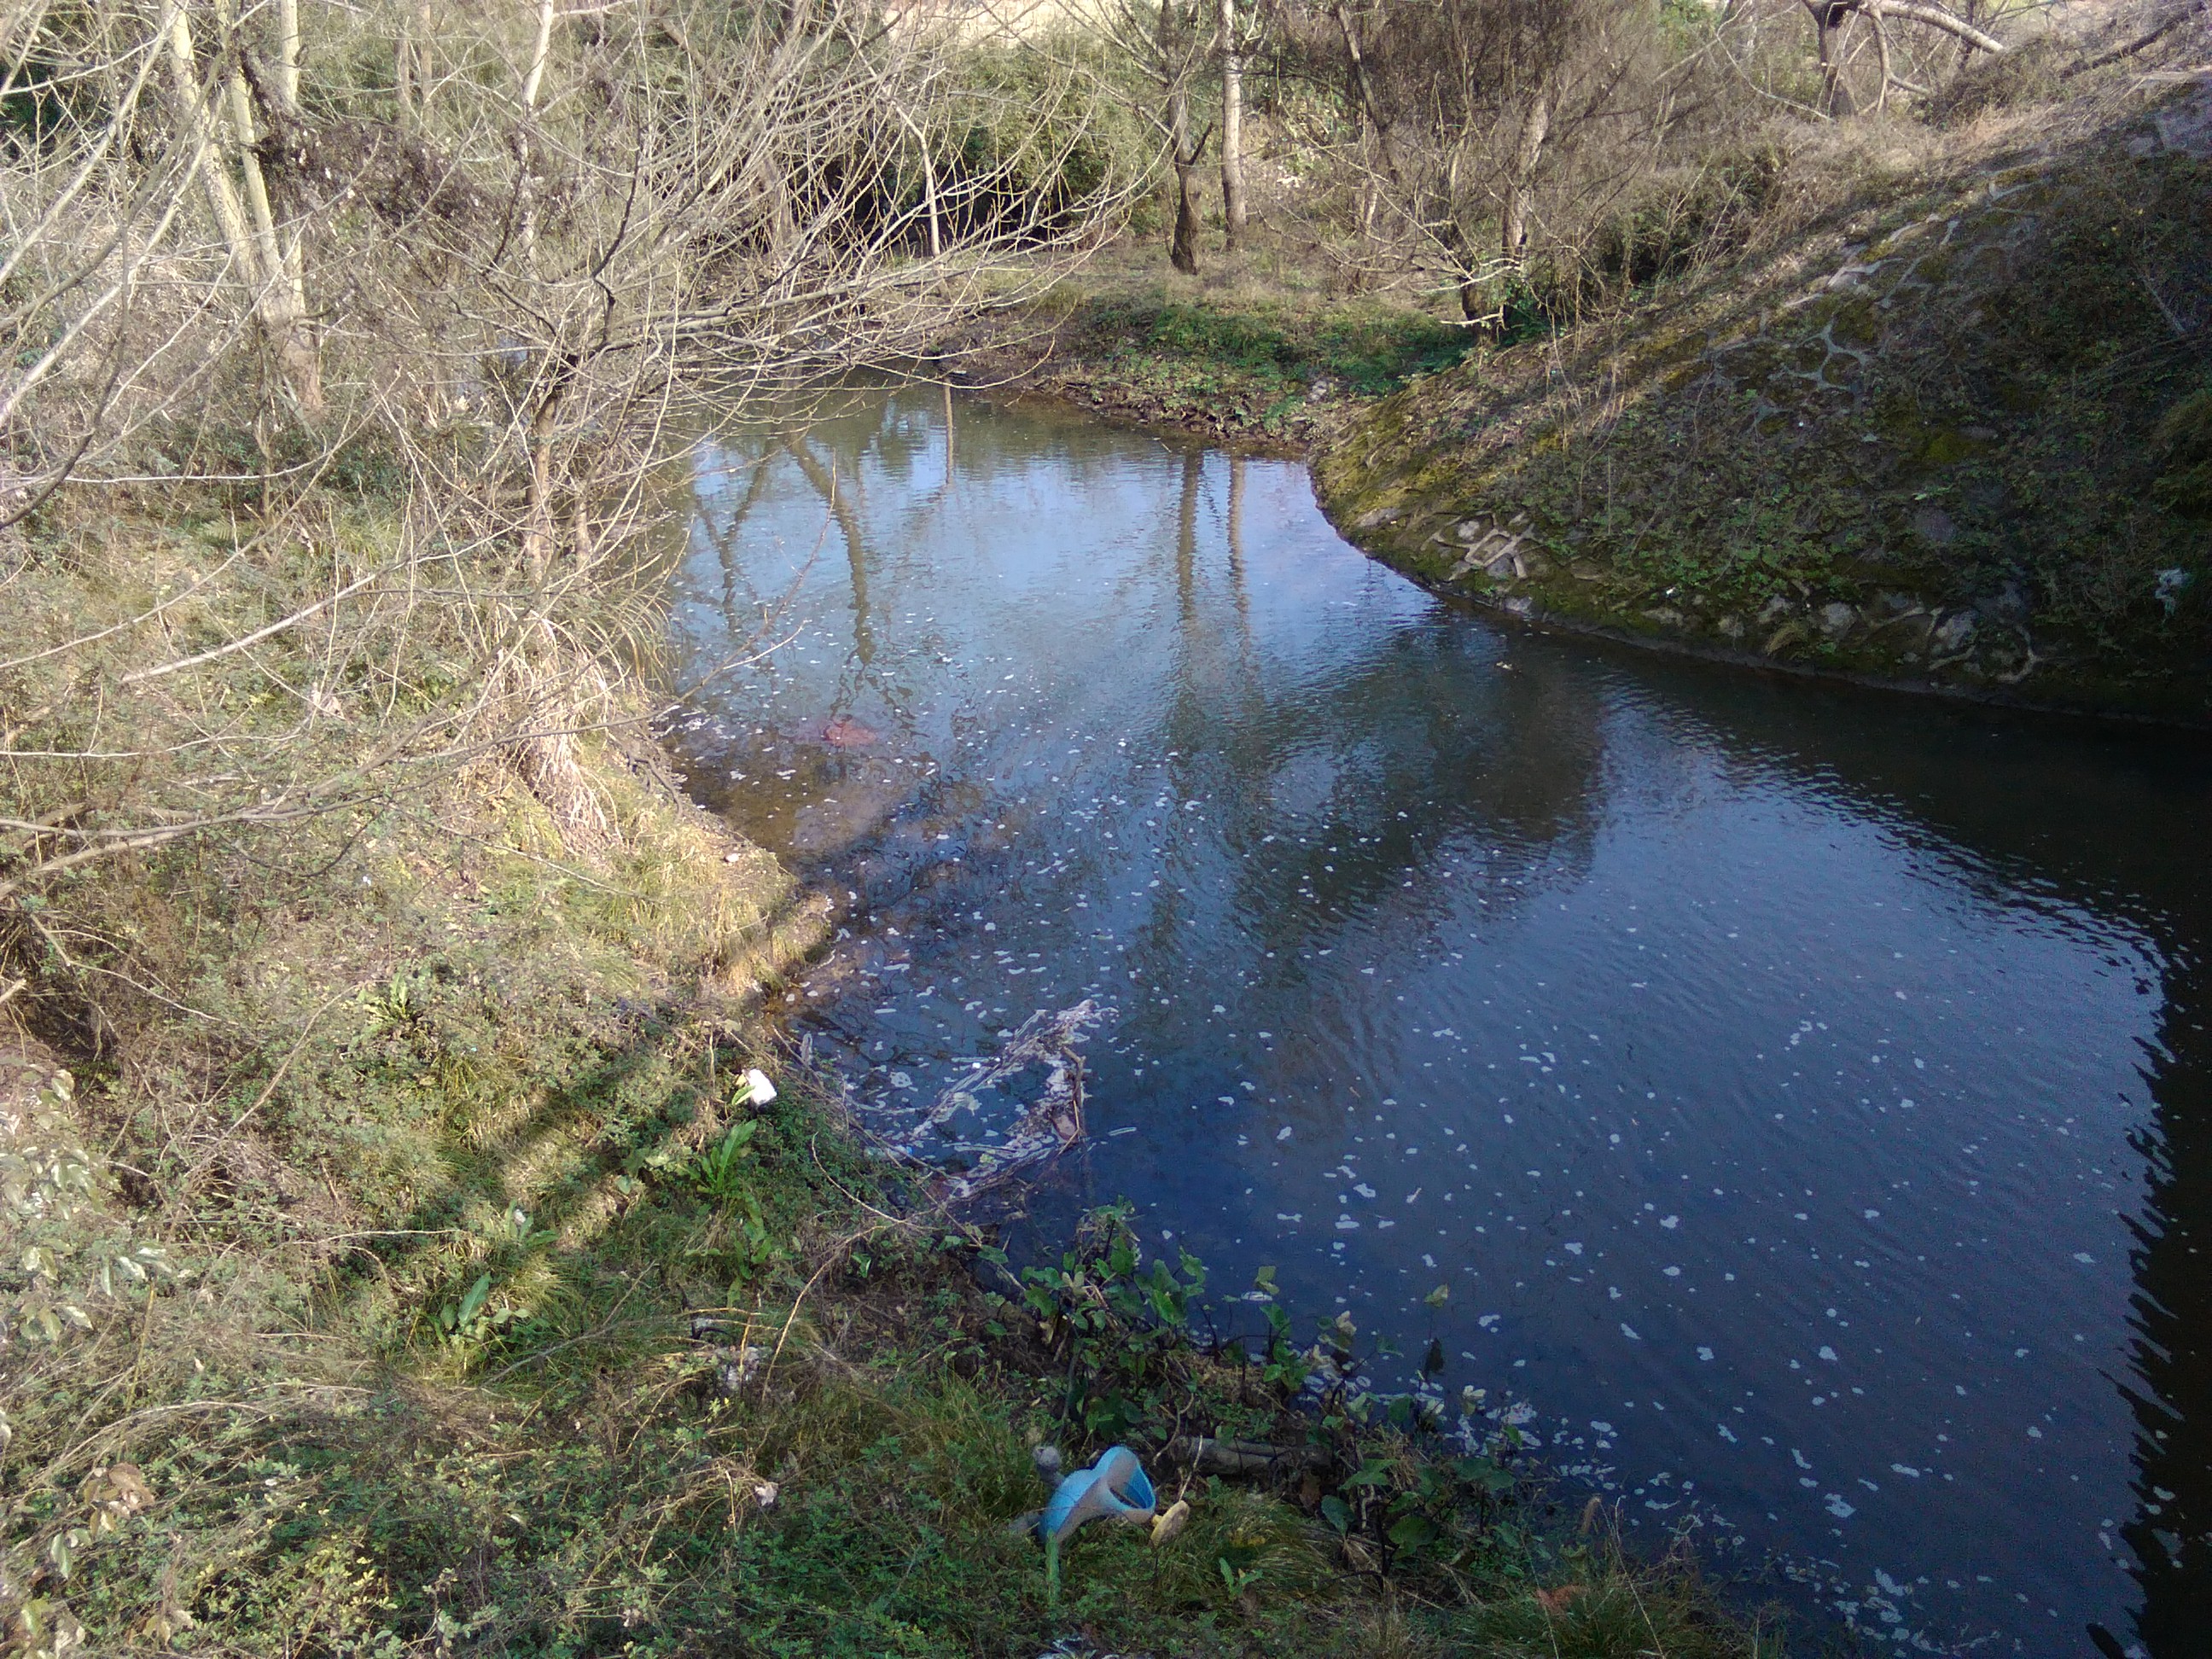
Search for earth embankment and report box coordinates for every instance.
[1313,81,2212,725]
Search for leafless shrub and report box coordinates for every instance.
[0,0,1121,940]
[0,9,1129,1634]
[1261,0,1713,320]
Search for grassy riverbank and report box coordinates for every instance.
[1,477,1795,1655]
[946,240,1479,449]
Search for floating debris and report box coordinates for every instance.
[870,1000,1112,1202]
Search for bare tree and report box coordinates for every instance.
[1300,0,1674,322]
[1074,0,1216,273]
[1219,0,1247,251]
[161,0,321,410]
[0,0,1122,902]
[1797,0,2005,116]
[1160,0,1208,271]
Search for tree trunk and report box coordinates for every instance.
[1451,237,1487,321]
[1170,142,1201,275]
[1500,90,1550,270]
[275,0,300,109]
[1331,1,1399,184]
[1218,0,1245,253]
[1809,2,1860,118]
[239,0,317,410]
[893,100,941,257]
[1332,0,1401,267]
[1436,147,1483,323]
[518,0,557,266]
[212,0,317,410]
[523,379,564,579]
[166,1,321,413]
[1161,0,1200,275]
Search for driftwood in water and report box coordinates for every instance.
[872,1000,1111,1202]
[1161,1435,1331,1477]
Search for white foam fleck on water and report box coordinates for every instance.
[1661,1215,1680,1230]
[1621,1324,1642,1341]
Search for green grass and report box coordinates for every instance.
[964,247,1479,444]
[1081,295,1476,400]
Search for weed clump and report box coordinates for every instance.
[2153,383,2212,520]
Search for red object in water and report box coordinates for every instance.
[820,714,880,748]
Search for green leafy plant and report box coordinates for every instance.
[435,1271,521,1346]
[1021,1202,1208,1441]
[690,1118,759,1202]
[357,969,428,1036]
[1258,1299,1313,1395]
[3,1070,179,1347]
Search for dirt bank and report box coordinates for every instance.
[1309,81,2212,726]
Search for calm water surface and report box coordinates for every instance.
[663,385,2212,1656]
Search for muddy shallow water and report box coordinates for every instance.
[663,384,2212,1656]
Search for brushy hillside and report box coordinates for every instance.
[1313,68,2212,725]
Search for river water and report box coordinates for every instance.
[662,383,2212,1656]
